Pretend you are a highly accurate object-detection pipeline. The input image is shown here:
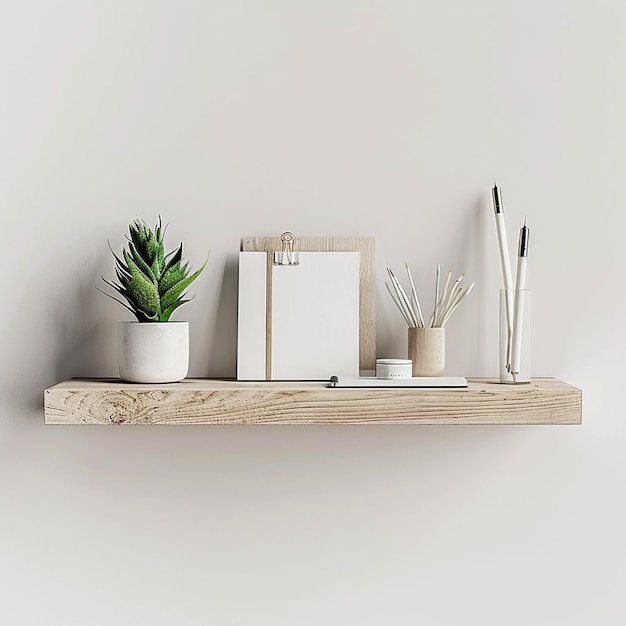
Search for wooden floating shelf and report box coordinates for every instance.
[44,377,581,425]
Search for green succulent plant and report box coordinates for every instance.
[100,218,207,322]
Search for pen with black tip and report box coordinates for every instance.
[492,181,514,370]
[510,217,530,382]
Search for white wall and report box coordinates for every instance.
[1,1,624,624]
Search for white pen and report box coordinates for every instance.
[492,181,514,370]
[510,217,530,382]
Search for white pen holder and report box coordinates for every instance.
[499,289,530,384]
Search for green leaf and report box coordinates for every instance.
[152,219,166,278]
[122,250,161,318]
[151,254,163,281]
[159,299,189,322]
[145,228,159,265]
[98,279,156,322]
[108,242,131,278]
[97,284,142,321]
[155,216,164,246]
[160,257,208,311]
[163,243,183,273]
[129,242,157,284]
[128,219,164,266]
[159,264,187,295]
[116,267,131,286]
[157,246,165,272]
[123,248,153,284]
[108,281,146,319]
[129,220,147,255]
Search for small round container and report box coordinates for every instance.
[376,359,412,379]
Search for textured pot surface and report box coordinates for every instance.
[408,327,445,377]
[118,322,189,383]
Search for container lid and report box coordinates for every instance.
[376,359,412,365]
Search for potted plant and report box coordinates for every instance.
[100,218,207,383]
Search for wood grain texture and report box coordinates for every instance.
[44,378,582,425]
[408,327,445,376]
[241,236,375,370]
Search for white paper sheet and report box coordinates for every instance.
[237,251,360,380]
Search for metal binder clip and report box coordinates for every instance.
[273,231,300,266]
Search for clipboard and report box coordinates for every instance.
[238,233,362,381]
[241,234,375,371]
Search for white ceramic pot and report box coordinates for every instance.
[118,321,189,383]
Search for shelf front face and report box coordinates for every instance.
[44,378,582,425]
